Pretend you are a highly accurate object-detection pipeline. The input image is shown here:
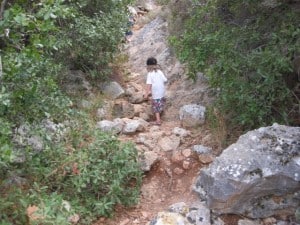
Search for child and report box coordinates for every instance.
[143,57,167,125]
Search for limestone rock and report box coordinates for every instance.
[122,119,146,134]
[148,212,191,225]
[158,135,180,151]
[238,219,261,225]
[96,102,112,120]
[149,202,211,225]
[101,81,125,99]
[194,124,300,219]
[179,104,206,128]
[193,145,214,164]
[96,120,123,134]
[139,151,159,171]
[172,127,191,138]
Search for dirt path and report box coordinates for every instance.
[94,2,218,225]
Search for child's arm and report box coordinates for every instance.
[144,84,152,99]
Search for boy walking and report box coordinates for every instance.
[143,57,167,125]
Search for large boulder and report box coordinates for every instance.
[101,81,125,99]
[179,104,206,128]
[194,123,300,219]
[95,119,124,134]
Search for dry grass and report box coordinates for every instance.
[207,107,230,152]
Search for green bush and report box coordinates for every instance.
[33,123,142,223]
[52,0,133,79]
[0,0,132,125]
[0,118,142,224]
[0,187,28,225]
[169,0,300,131]
[0,1,141,223]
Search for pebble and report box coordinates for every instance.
[174,167,184,175]
[119,218,130,225]
[182,148,192,158]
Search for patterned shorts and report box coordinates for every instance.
[151,98,165,113]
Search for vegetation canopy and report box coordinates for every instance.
[169,0,300,133]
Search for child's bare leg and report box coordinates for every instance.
[155,112,161,124]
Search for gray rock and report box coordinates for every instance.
[193,145,212,154]
[43,119,65,134]
[149,202,211,225]
[296,207,300,223]
[186,202,211,225]
[112,118,125,133]
[149,212,191,225]
[179,104,206,128]
[123,119,145,134]
[194,124,300,219]
[158,135,181,151]
[27,136,43,152]
[129,92,144,104]
[101,81,125,99]
[96,102,112,120]
[96,120,123,134]
[238,219,261,225]
[168,202,189,214]
[139,151,159,171]
[172,127,191,138]
[13,120,67,157]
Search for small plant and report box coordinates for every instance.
[206,106,228,149]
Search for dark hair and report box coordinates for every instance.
[146,57,157,65]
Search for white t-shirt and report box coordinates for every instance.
[146,69,167,99]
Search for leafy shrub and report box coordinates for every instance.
[60,11,127,79]
[0,0,132,125]
[3,51,71,124]
[0,1,142,223]
[26,119,142,224]
[169,0,300,131]
[0,117,142,224]
[0,118,12,173]
[0,187,28,225]
[53,0,133,80]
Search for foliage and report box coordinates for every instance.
[0,0,133,121]
[0,187,28,225]
[54,0,133,78]
[0,118,12,172]
[0,117,142,224]
[169,0,300,131]
[0,0,141,224]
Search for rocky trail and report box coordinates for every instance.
[94,1,220,225]
[93,1,300,225]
